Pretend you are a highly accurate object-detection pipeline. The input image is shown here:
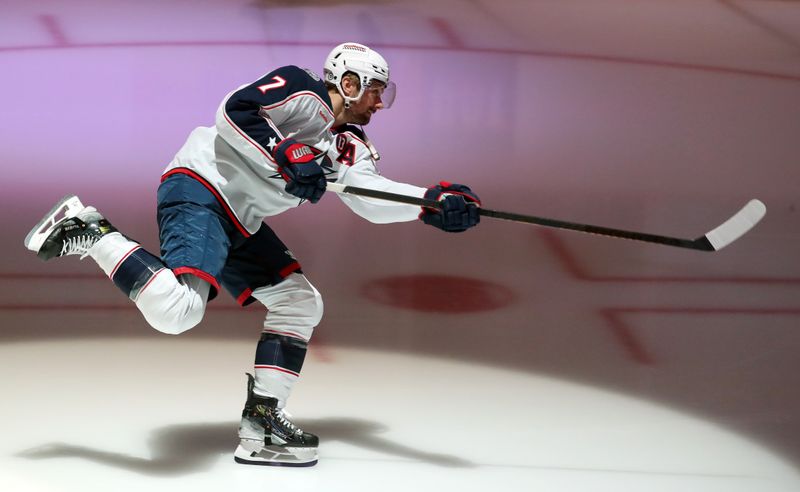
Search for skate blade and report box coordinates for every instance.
[23,195,86,253]
[233,444,318,467]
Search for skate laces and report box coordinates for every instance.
[275,408,302,434]
[60,234,100,259]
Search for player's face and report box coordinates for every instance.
[346,81,386,125]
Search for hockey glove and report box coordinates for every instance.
[420,181,481,233]
[273,138,328,203]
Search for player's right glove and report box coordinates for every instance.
[420,181,481,233]
[272,138,328,203]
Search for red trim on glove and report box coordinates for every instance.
[444,190,481,205]
[272,138,292,158]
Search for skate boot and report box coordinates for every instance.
[234,373,319,467]
[24,195,117,261]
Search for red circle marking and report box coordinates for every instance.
[361,274,516,313]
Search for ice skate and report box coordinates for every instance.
[24,195,118,261]
[234,373,318,467]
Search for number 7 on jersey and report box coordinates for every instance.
[258,76,287,94]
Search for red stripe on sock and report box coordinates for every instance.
[134,268,167,299]
[254,365,299,377]
[110,245,141,279]
[263,329,309,341]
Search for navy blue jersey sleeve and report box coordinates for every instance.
[220,65,332,157]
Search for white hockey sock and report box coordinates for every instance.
[250,274,324,408]
[135,273,210,335]
[88,232,141,276]
[253,367,296,409]
[88,232,209,334]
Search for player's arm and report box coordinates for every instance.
[337,160,427,224]
[216,65,327,202]
[335,131,480,231]
[216,67,293,165]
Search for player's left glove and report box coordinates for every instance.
[273,138,329,203]
[420,181,481,233]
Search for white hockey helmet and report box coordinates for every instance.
[324,42,396,109]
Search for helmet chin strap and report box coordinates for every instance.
[338,81,365,109]
[362,128,381,161]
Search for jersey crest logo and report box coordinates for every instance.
[335,134,356,167]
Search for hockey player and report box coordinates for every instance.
[23,42,480,467]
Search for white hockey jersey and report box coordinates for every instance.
[163,65,425,236]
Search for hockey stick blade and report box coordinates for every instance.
[699,199,766,251]
[325,183,766,252]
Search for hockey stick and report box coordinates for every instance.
[326,182,766,252]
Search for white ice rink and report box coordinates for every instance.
[2,339,799,492]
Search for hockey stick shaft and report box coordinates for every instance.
[326,182,765,252]
[478,207,704,249]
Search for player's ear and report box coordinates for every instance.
[342,74,359,98]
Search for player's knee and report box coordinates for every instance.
[279,276,324,327]
[300,284,324,327]
[144,300,205,335]
[253,274,324,333]
[136,272,209,335]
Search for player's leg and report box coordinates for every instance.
[24,195,210,334]
[235,275,323,467]
[251,273,323,407]
[221,225,323,466]
[90,232,211,334]
[25,177,233,334]
[148,172,241,333]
